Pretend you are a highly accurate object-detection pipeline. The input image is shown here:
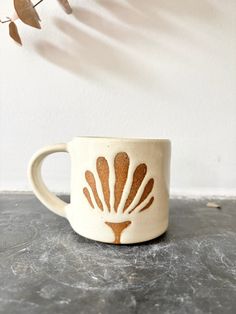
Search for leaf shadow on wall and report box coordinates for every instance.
[35,0,220,85]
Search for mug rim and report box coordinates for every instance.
[73,136,171,143]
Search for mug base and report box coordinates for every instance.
[71,223,168,245]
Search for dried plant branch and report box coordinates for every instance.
[0,0,44,24]
[0,0,72,45]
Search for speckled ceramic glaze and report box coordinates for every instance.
[28,137,171,244]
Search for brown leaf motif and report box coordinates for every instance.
[83,152,155,215]
[83,152,155,244]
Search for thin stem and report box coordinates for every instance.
[0,18,11,24]
[0,0,44,24]
[34,0,44,8]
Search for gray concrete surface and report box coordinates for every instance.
[0,194,235,314]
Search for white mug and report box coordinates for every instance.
[28,137,171,244]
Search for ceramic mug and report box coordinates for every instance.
[28,137,171,244]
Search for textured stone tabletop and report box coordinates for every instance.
[0,194,235,314]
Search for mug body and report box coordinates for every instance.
[66,137,171,244]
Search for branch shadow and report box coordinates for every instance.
[125,0,219,21]
[35,0,221,85]
[36,17,158,86]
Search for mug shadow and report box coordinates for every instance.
[35,0,221,85]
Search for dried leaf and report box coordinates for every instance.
[57,0,73,14]
[9,21,22,45]
[14,0,41,28]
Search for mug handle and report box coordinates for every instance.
[28,143,69,217]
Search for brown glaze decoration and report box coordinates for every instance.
[83,152,155,243]
[105,221,131,244]
[139,196,154,212]
[83,187,94,209]
[96,157,111,211]
[114,152,130,212]
[122,164,147,212]
[128,178,154,214]
[85,171,104,211]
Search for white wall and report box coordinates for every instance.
[0,0,236,197]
